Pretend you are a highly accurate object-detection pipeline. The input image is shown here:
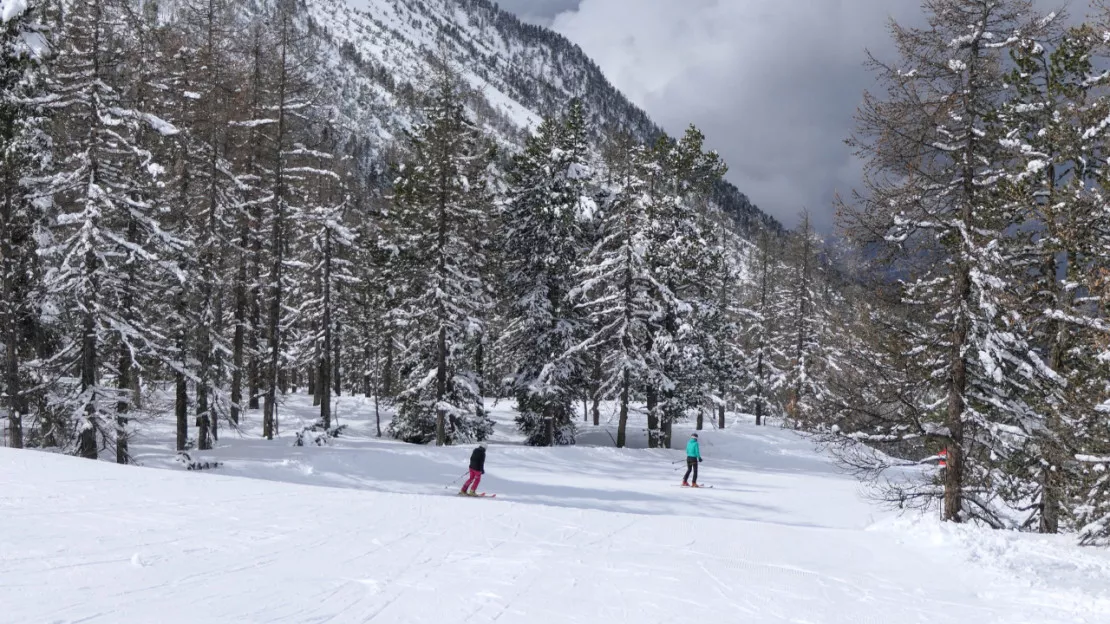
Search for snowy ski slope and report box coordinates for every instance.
[2,396,1109,623]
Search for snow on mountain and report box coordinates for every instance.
[292,0,779,234]
[2,396,1108,623]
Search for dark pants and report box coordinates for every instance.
[683,456,698,483]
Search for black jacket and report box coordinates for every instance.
[469,447,486,473]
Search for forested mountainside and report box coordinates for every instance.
[4,0,1110,551]
[297,0,780,235]
[4,0,810,459]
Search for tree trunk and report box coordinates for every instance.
[435,325,447,446]
[616,369,629,448]
[231,240,247,425]
[944,264,971,523]
[116,346,131,464]
[754,350,765,427]
[591,355,601,427]
[383,333,393,397]
[320,229,333,429]
[175,369,188,452]
[2,181,26,449]
[333,318,342,397]
[1040,251,1068,534]
[646,385,659,449]
[2,297,23,450]
[718,402,725,430]
[364,346,373,398]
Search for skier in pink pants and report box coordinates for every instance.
[459,443,486,496]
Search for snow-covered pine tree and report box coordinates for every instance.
[777,211,840,428]
[1076,265,1110,545]
[39,0,183,460]
[0,0,48,450]
[696,221,756,431]
[572,134,658,448]
[386,67,495,446]
[842,0,1058,525]
[640,126,727,448]
[742,228,788,426]
[500,99,593,446]
[996,24,1109,533]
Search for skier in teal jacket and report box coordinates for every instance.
[682,433,703,487]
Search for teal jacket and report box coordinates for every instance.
[686,437,701,459]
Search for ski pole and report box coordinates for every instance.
[445,472,468,490]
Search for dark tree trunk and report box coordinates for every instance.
[435,325,447,446]
[944,249,972,521]
[79,251,99,460]
[231,235,248,425]
[383,334,393,397]
[364,346,372,398]
[333,318,342,397]
[197,385,212,451]
[591,354,601,427]
[646,386,659,449]
[1,177,26,449]
[175,370,188,452]
[616,369,629,448]
[116,346,131,464]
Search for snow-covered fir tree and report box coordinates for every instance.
[0,0,48,450]
[742,229,788,426]
[639,127,727,448]
[500,99,592,446]
[386,68,495,446]
[995,23,1110,533]
[572,137,657,449]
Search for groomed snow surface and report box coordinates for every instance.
[3,395,1109,623]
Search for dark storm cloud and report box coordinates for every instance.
[543,0,926,232]
[502,0,1082,233]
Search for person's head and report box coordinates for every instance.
[690,433,698,439]
[478,442,486,449]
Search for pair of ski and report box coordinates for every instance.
[679,484,714,489]
[457,492,497,498]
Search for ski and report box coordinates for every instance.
[678,484,713,489]
[456,492,497,498]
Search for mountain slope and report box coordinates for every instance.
[298,0,780,234]
[2,397,1108,623]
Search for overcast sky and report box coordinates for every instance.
[492,0,1087,233]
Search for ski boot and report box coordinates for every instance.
[681,481,690,487]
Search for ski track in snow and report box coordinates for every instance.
[2,394,1109,623]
